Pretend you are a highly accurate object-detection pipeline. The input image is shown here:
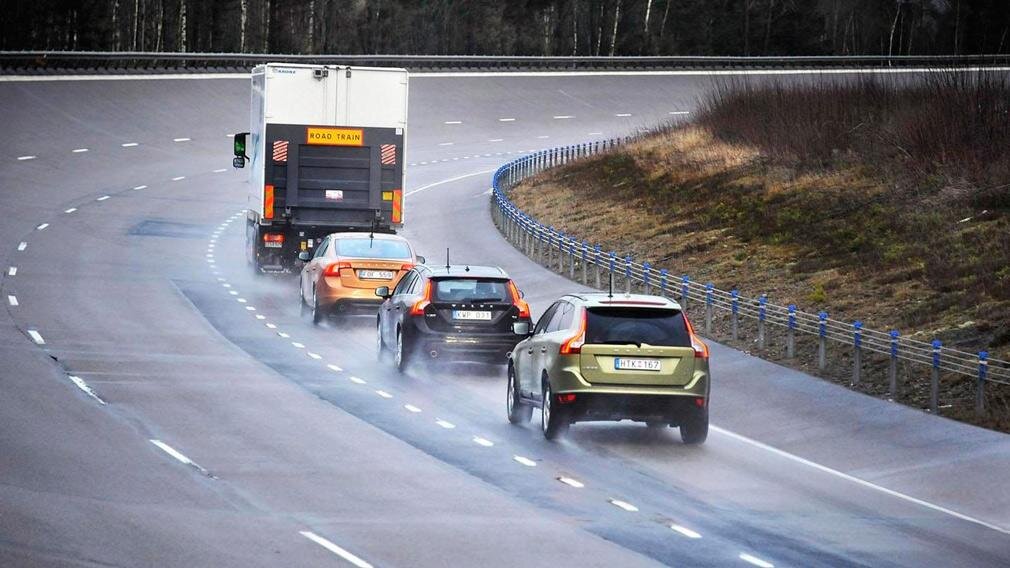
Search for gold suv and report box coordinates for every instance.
[506,293,710,442]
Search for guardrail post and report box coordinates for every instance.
[889,330,899,400]
[548,228,555,268]
[818,312,828,369]
[581,241,588,284]
[757,295,767,349]
[643,262,652,294]
[681,275,690,310]
[594,245,602,289]
[731,289,739,340]
[559,233,566,273]
[660,269,668,298]
[608,252,616,290]
[977,351,988,416]
[852,321,863,386]
[569,239,576,279]
[704,283,714,334]
[930,339,941,413]
[786,305,796,358]
[624,255,632,294]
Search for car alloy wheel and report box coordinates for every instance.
[376,322,386,362]
[507,366,532,424]
[395,328,409,373]
[311,287,323,325]
[541,381,569,440]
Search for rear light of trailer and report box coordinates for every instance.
[324,261,352,277]
[409,280,432,316]
[264,184,275,219]
[507,280,531,319]
[684,315,709,360]
[559,308,587,355]
[263,233,284,244]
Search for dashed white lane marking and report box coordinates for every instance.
[228,290,238,295]
[173,137,191,142]
[438,142,454,146]
[17,242,27,251]
[72,148,89,153]
[488,138,503,142]
[513,455,536,467]
[266,323,277,329]
[236,298,247,303]
[7,295,18,306]
[64,208,77,214]
[68,375,106,405]
[670,524,702,539]
[327,364,343,372]
[444,120,462,125]
[96,195,110,201]
[255,314,266,320]
[669,110,691,115]
[404,404,421,413]
[299,531,374,568]
[171,176,185,181]
[739,553,774,568]
[149,439,211,476]
[473,436,494,447]
[133,185,148,190]
[245,306,256,312]
[277,331,289,338]
[558,477,585,488]
[711,425,1010,535]
[36,223,48,231]
[291,342,305,349]
[609,499,639,512]
[553,115,574,119]
[213,168,228,173]
[121,142,139,147]
[7,266,16,276]
[375,389,393,398]
[27,329,45,344]
[498,117,516,122]
[307,352,322,360]
[588,131,603,135]
[536,135,549,139]
[349,376,366,384]
[435,419,455,429]
[17,155,36,161]
[616,113,632,117]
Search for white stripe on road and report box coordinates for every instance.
[375,390,393,398]
[488,138,503,142]
[133,185,148,190]
[327,364,343,372]
[27,329,44,344]
[299,531,373,568]
[72,148,89,153]
[473,437,494,447]
[96,195,110,201]
[438,142,454,146]
[7,295,18,306]
[291,342,305,349]
[173,137,191,142]
[404,404,421,413]
[307,352,322,360]
[349,376,366,384]
[17,155,36,161]
[121,142,139,147]
[669,111,691,115]
[17,242,27,251]
[255,314,266,320]
[68,375,106,405]
[711,425,1010,535]
[739,553,774,568]
[616,113,632,117]
[64,208,77,214]
[498,117,516,122]
[7,266,16,276]
[513,455,536,467]
[36,223,48,230]
[266,323,277,329]
[444,120,462,125]
[405,169,496,197]
[149,439,212,476]
[558,477,585,488]
[213,168,228,173]
[609,499,639,512]
[670,524,702,539]
[277,331,289,338]
[172,176,185,181]
[435,419,455,429]
[553,115,574,119]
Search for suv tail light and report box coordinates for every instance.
[684,315,709,359]
[409,280,432,316]
[324,261,352,277]
[507,280,531,318]
[559,308,587,355]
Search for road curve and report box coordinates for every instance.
[1,72,1009,567]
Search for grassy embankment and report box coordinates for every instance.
[509,72,1010,430]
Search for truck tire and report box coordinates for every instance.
[246,221,263,274]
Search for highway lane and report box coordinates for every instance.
[1,73,1009,567]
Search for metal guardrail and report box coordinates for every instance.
[491,138,1010,417]
[3,51,1010,73]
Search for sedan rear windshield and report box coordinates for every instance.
[433,278,510,303]
[586,307,691,348]
[334,238,411,260]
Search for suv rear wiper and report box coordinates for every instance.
[597,340,643,347]
[461,297,505,304]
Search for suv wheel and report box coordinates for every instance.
[394,328,412,373]
[680,410,709,445]
[376,320,387,362]
[541,380,569,440]
[507,365,532,424]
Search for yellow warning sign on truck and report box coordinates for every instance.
[306,127,364,146]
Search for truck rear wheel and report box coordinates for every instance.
[246,221,263,274]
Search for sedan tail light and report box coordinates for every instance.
[559,308,587,355]
[324,261,352,277]
[409,280,432,316]
[507,280,531,318]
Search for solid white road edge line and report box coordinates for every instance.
[68,375,106,405]
[405,169,496,198]
[710,425,1010,535]
[299,531,374,568]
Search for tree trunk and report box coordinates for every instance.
[240,0,247,51]
[659,0,671,40]
[644,0,653,33]
[887,3,901,58]
[132,0,140,50]
[762,0,775,55]
[573,0,578,55]
[112,0,121,50]
[609,0,622,56]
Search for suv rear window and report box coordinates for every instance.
[334,238,411,259]
[586,307,691,347]
[433,278,510,303]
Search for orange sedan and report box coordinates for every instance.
[299,232,421,324]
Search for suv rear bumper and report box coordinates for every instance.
[560,392,707,425]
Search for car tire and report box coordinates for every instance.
[246,222,262,275]
[376,320,388,362]
[311,286,324,325]
[506,364,532,425]
[299,278,309,317]
[541,379,569,440]
[394,327,412,373]
[680,411,708,445]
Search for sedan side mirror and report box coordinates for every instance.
[375,286,391,298]
[416,255,426,264]
[513,321,531,336]
[297,251,311,262]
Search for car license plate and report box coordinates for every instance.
[452,310,492,321]
[264,242,282,248]
[358,270,394,280]
[614,357,662,371]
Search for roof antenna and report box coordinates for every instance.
[608,272,614,299]
[445,247,450,271]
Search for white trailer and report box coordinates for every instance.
[233,63,409,272]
